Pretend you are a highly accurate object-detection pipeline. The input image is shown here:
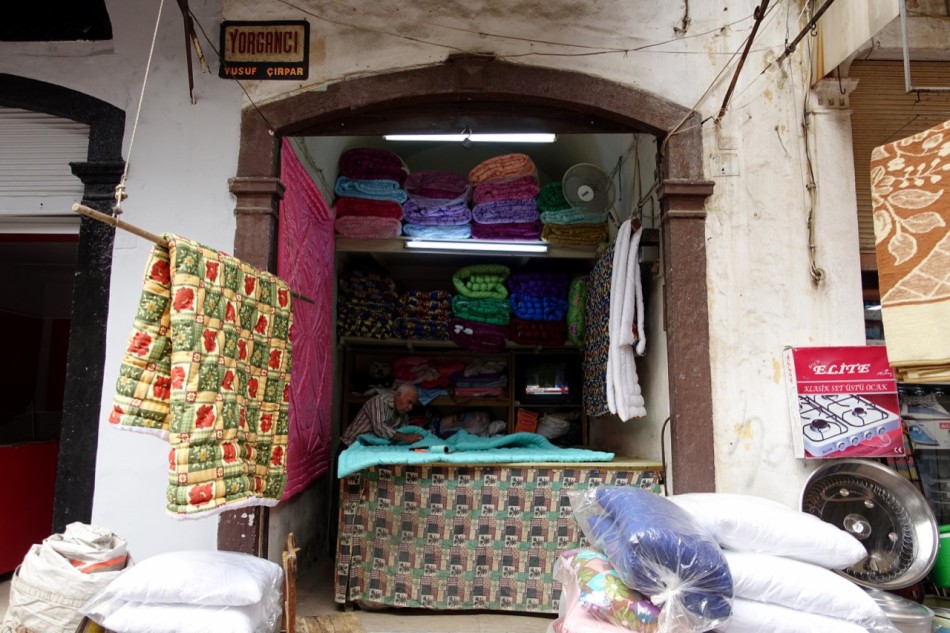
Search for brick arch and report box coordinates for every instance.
[226,55,715,550]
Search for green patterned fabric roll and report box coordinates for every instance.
[567,275,587,347]
[452,264,511,299]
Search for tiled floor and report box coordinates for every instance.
[0,552,555,633]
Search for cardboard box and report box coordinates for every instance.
[783,346,904,459]
[514,408,539,434]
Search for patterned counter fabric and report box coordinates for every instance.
[334,464,662,613]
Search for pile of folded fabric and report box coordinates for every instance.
[468,153,542,240]
[333,147,408,239]
[537,180,609,246]
[394,289,453,341]
[337,269,400,339]
[450,357,508,399]
[507,271,570,346]
[449,264,511,352]
[401,170,473,240]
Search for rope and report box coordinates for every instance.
[115,0,167,214]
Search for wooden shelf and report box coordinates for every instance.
[336,237,601,260]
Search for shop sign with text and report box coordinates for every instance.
[219,21,309,80]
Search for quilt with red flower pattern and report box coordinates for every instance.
[109,234,293,519]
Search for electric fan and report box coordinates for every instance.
[561,163,616,217]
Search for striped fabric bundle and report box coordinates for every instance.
[334,176,408,203]
[468,153,537,186]
[472,176,540,204]
[509,293,569,322]
[339,147,408,185]
[471,221,542,241]
[471,199,539,224]
[509,318,566,347]
[405,170,469,200]
[402,224,472,239]
[541,222,609,245]
[402,198,472,226]
[451,295,511,325]
[448,317,508,352]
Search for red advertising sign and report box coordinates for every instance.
[783,346,904,459]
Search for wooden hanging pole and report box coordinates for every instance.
[72,203,314,304]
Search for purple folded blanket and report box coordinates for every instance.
[448,317,508,353]
[471,199,539,224]
[507,272,571,298]
[470,221,542,241]
[403,198,472,226]
[472,176,540,204]
[339,147,407,185]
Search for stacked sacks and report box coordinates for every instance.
[449,264,510,352]
[469,153,542,240]
[669,493,897,633]
[333,147,408,238]
[538,180,609,246]
[507,272,569,346]
[402,170,473,240]
[394,290,453,341]
[337,270,400,339]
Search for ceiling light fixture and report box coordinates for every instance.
[384,133,556,143]
[404,240,549,254]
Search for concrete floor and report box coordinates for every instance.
[0,550,555,633]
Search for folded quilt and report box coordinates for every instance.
[402,223,472,240]
[338,426,614,478]
[507,272,571,298]
[472,176,540,204]
[404,170,469,200]
[334,176,408,203]
[339,147,408,185]
[509,318,566,347]
[537,181,572,213]
[470,220,542,241]
[402,198,472,225]
[110,235,292,518]
[399,290,453,317]
[333,216,402,239]
[334,196,404,220]
[337,307,394,339]
[542,222,608,245]
[471,198,539,224]
[451,295,511,325]
[510,293,569,321]
[448,316,508,352]
[541,207,610,225]
[469,153,537,186]
[338,269,398,298]
[453,264,511,299]
[393,317,450,341]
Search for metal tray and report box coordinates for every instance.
[800,459,938,590]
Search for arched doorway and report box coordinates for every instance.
[226,54,715,551]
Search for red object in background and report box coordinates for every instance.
[0,442,59,574]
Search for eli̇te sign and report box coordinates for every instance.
[219,21,309,80]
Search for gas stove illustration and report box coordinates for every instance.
[799,394,901,457]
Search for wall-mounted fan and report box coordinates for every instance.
[562,163,616,217]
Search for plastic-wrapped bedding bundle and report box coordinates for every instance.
[468,152,537,186]
[570,486,734,633]
[448,316,507,352]
[339,147,408,185]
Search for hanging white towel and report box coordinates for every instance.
[607,220,647,421]
[606,219,631,416]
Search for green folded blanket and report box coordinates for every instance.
[451,295,511,325]
[453,264,511,299]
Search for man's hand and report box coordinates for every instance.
[392,431,423,444]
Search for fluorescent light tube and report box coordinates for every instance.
[405,240,548,253]
[384,133,556,143]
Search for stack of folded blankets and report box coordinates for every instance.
[450,357,508,398]
[537,180,609,246]
[448,264,511,352]
[333,147,408,239]
[507,271,570,346]
[337,270,400,339]
[468,153,542,240]
[401,170,473,240]
[394,289,453,341]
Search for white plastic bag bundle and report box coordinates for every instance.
[1,522,130,633]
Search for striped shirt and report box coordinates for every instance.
[340,392,409,446]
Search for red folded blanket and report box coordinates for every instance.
[339,147,407,185]
[334,197,404,220]
[405,170,469,200]
[508,318,566,347]
[334,216,402,238]
[468,153,537,186]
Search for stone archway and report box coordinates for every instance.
[225,54,715,552]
